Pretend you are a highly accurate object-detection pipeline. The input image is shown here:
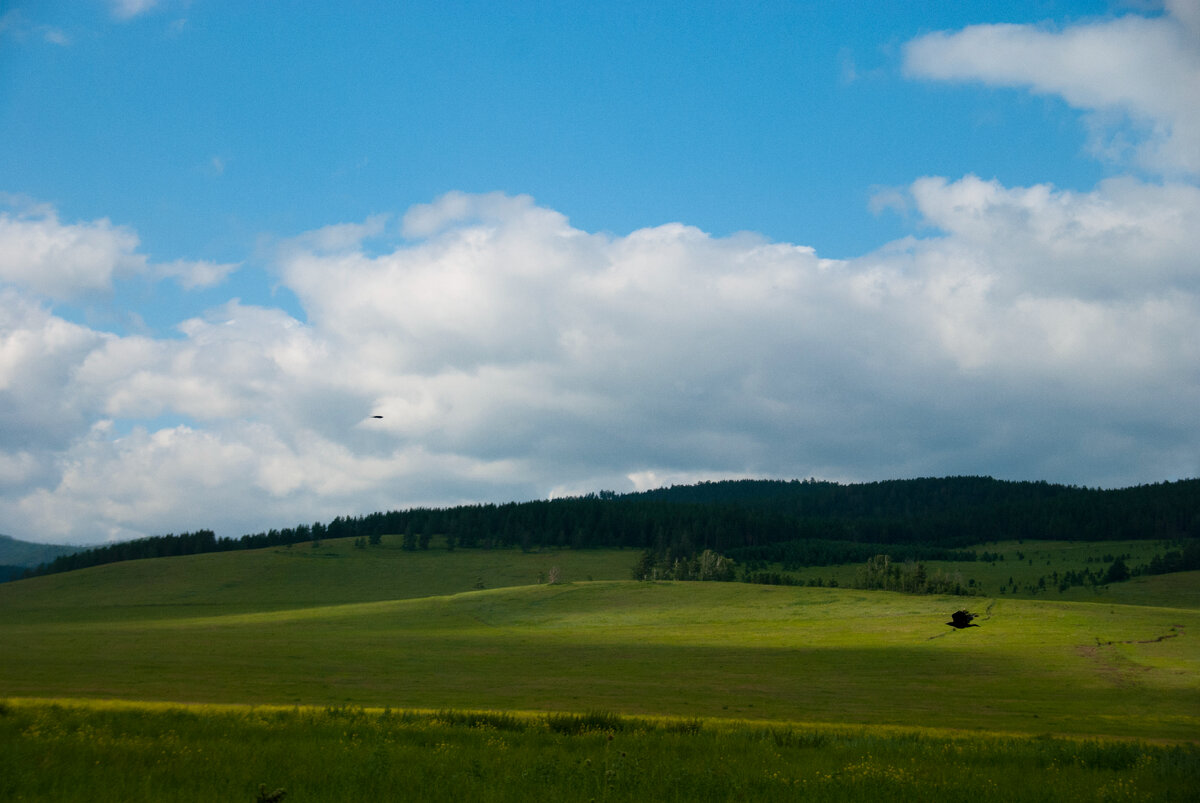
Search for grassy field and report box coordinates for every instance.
[2,541,1197,739]
[4,700,1197,802]
[2,537,1197,800]
[0,537,636,622]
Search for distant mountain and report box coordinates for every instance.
[0,534,82,573]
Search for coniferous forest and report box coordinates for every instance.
[25,476,1200,579]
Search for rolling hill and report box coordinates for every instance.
[2,535,1197,742]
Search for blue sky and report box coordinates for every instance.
[1,0,1198,543]
[5,1,1115,278]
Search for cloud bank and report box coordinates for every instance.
[2,173,1198,543]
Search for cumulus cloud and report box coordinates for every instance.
[903,0,1200,175]
[0,204,146,299]
[905,174,1200,299]
[280,186,1200,482]
[0,290,112,452]
[1,180,1198,543]
[0,200,237,299]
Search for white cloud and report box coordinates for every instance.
[278,185,1199,491]
[0,200,237,299]
[282,214,391,254]
[904,174,1200,299]
[1,180,1198,544]
[109,0,162,20]
[399,191,548,239]
[0,205,146,299]
[903,1,1200,175]
[0,290,112,451]
[153,258,240,289]
[0,449,41,489]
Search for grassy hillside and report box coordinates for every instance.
[5,537,1199,800]
[1082,570,1200,608]
[0,536,636,622]
[3,542,1197,741]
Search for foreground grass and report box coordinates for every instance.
[3,700,1196,802]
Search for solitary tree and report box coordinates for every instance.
[1103,557,1130,584]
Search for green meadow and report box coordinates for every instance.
[2,536,1198,800]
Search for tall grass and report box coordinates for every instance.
[2,700,1196,802]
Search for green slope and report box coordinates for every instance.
[1076,569,1200,608]
[3,568,1197,740]
[0,536,637,622]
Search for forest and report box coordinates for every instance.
[25,476,1200,579]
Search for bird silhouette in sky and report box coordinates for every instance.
[371,415,383,419]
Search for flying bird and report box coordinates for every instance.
[371,415,383,419]
[946,610,979,629]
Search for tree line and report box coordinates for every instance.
[24,476,1200,579]
[725,538,980,570]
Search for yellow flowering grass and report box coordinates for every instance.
[2,699,1196,802]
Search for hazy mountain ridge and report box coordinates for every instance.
[0,534,81,573]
